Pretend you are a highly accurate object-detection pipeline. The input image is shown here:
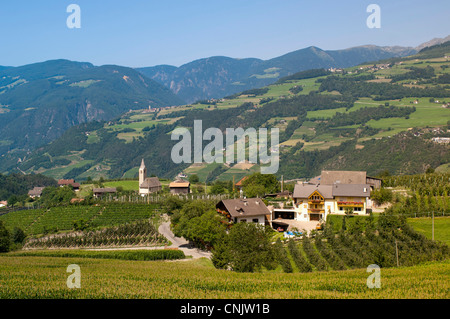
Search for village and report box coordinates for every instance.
[23,158,383,238]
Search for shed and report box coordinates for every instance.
[169,180,190,194]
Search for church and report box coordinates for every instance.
[139,159,162,195]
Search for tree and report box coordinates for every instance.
[211,234,231,269]
[172,200,214,236]
[182,210,227,249]
[365,211,376,232]
[188,174,199,184]
[224,222,276,272]
[242,172,280,197]
[161,196,186,215]
[243,184,266,198]
[0,221,11,252]
[73,219,89,231]
[39,186,75,207]
[11,227,26,244]
[7,195,18,207]
[371,188,393,206]
[209,180,232,195]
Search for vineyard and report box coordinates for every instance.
[0,203,159,236]
[383,173,450,196]
[383,173,450,217]
[7,249,185,261]
[23,219,168,249]
[273,215,448,273]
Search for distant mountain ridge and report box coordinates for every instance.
[0,59,184,155]
[415,35,450,52]
[137,45,417,103]
[0,35,447,175]
[9,40,450,181]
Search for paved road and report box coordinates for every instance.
[87,216,211,259]
[158,215,212,259]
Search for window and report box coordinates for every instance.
[240,219,247,223]
[252,218,259,223]
[354,207,362,212]
[339,206,344,211]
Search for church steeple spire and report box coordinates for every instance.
[139,159,147,187]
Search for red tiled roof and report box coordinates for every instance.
[235,176,248,186]
[58,179,75,185]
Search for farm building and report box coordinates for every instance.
[234,176,248,192]
[138,159,162,195]
[93,188,117,198]
[315,170,381,190]
[57,179,80,191]
[28,187,46,198]
[216,198,270,226]
[169,180,190,195]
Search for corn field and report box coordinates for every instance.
[0,256,448,298]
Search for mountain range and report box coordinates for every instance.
[0,60,183,156]
[0,36,448,171]
[5,40,449,181]
[137,45,417,103]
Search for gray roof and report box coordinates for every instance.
[293,184,333,199]
[331,184,371,197]
[140,177,161,189]
[293,183,371,199]
[28,187,45,196]
[320,170,367,185]
[217,198,270,217]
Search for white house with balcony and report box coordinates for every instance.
[273,183,371,223]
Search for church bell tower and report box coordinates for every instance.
[139,159,147,187]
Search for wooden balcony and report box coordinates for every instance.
[337,201,364,207]
[308,209,324,214]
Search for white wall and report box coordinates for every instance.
[235,215,265,225]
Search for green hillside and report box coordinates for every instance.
[0,60,184,159]
[138,45,415,104]
[6,43,450,181]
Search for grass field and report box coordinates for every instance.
[0,256,447,298]
[103,180,139,191]
[435,163,450,173]
[408,217,450,246]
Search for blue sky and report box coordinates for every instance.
[0,0,449,68]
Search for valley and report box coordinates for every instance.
[6,42,448,183]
